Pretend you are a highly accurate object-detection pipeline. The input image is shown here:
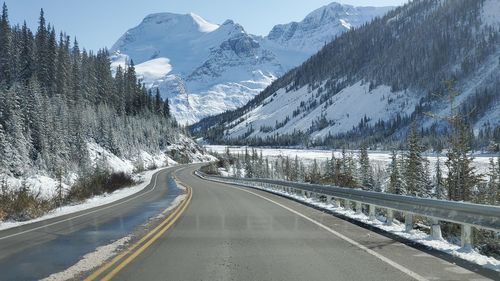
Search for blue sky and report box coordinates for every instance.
[4,0,408,51]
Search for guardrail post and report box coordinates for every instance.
[430,218,442,240]
[369,205,376,221]
[405,213,413,232]
[386,209,393,226]
[461,224,473,250]
[356,202,362,215]
[345,200,352,211]
[328,196,335,206]
[335,199,341,208]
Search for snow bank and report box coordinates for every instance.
[41,236,131,281]
[0,168,163,231]
[41,177,189,281]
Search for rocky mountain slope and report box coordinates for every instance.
[110,3,393,124]
[192,0,500,148]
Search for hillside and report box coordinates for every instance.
[110,3,392,124]
[192,0,500,150]
[0,7,211,204]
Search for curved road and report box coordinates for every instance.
[107,165,495,281]
[0,164,496,280]
[0,166,183,281]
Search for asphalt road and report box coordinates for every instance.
[0,164,495,281]
[110,165,495,281]
[0,166,182,281]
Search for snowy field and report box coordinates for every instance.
[205,145,495,175]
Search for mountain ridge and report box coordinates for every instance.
[110,2,393,124]
[191,0,500,149]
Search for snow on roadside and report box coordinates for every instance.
[41,236,131,281]
[0,167,164,231]
[279,189,500,272]
[40,177,189,281]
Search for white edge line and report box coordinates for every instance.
[208,177,428,281]
[0,167,169,240]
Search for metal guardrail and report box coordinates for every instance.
[197,172,500,249]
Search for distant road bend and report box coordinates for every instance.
[0,165,496,281]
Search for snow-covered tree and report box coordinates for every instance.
[358,144,374,190]
[403,126,426,197]
[387,150,403,195]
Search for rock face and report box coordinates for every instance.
[110,3,393,124]
[266,3,392,54]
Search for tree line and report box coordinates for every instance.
[210,125,499,206]
[0,4,176,180]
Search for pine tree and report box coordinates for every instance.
[244,147,253,178]
[434,157,446,199]
[235,155,242,178]
[446,117,480,202]
[324,152,336,182]
[69,37,81,106]
[35,9,49,91]
[19,22,35,84]
[257,150,264,178]
[290,155,299,181]
[486,158,498,205]
[154,88,163,116]
[264,157,270,178]
[359,144,374,190]
[422,160,433,198]
[0,3,12,85]
[309,159,321,184]
[55,33,71,98]
[387,150,403,195]
[403,126,426,197]
[163,97,170,118]
[0,123,11,172]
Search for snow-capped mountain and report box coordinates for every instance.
[192,0,500,146]
[110,3,393,124]
[265,3,393,60]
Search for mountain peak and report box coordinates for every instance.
[111,3,395,124]
[266,2,392,53]
[188,12,220,32]
[140,12,219,33]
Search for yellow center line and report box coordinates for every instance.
[84,169,192,281]
[101,185,192,281]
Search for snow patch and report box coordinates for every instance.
[481,0,500,27]
[225,81,419,140]
[0,168,164,231]
[189,12,219,32]
[41,236,131,281]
